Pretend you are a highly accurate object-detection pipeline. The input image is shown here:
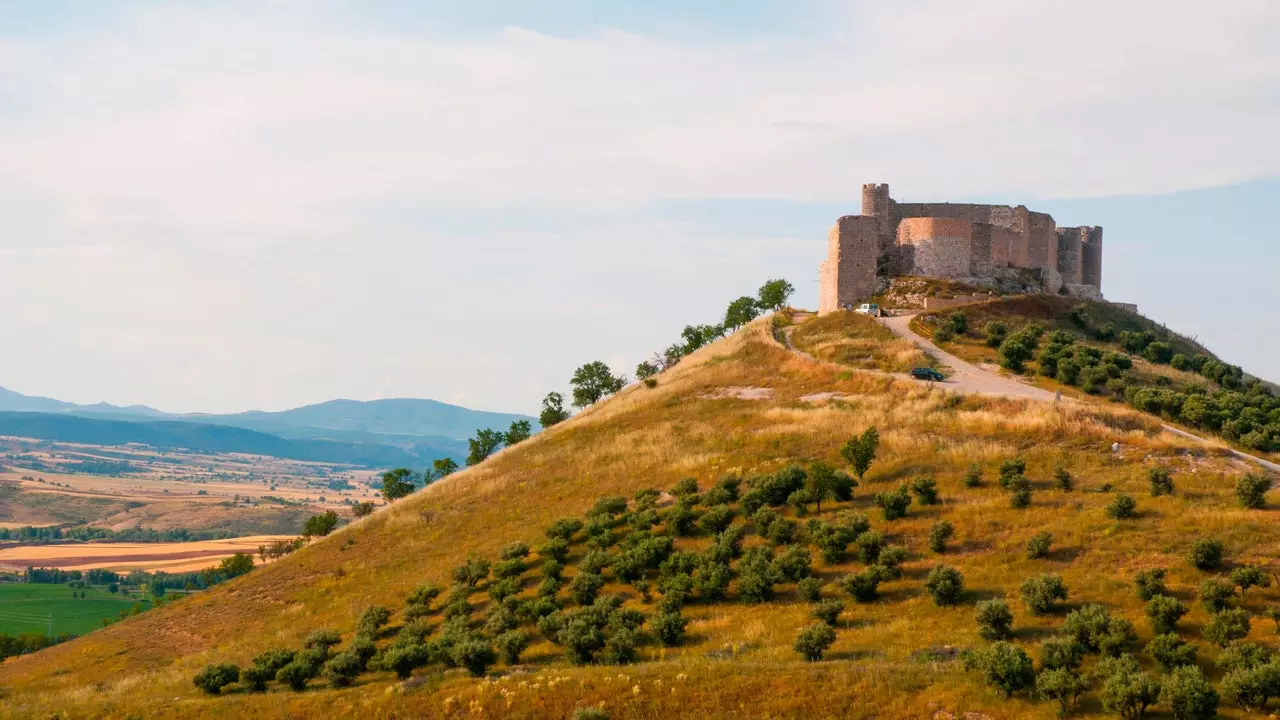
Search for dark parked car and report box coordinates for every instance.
[910,367,945,382]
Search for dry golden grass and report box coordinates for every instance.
[0,316,1273,719]
[791,310,932,373]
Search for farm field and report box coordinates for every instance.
[0,436,385,535]
[0,583,142,636]
[0,536,294,573]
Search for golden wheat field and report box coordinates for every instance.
[0,314,1274,719]
[0,536,295,573]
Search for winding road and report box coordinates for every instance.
[858,312,1278,474]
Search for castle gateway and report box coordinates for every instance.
[818,184,1103,314]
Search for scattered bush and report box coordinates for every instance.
[304,630,342,651]
[276,659,321,690]
[1021,574,1068,616]
[1038,637,1084,670]
[838,570,881,603]
[1146,594,1189,634]
[975,599,1014,641]
[193,663,240,694]
[1199,578,1236,614]
[1053,465,1073,491]
[736,547,781,604]
[928,521,954,554]
[1061,605,1137,655]
[1236,473,1272,509]
[1216,642,1274,672]
[923,565,964,606]
[356,606,391,637]
[1148,467,1174,497]
[797,577,824,604]
[651,610,688,646]
[1134,568,1168,602]
[1220,662,1280,714]
[998,458,1026,489]
[963,464,982,488]
[1230,565,1271,596]
[1146,633,1197,671]
[1106,493,1137,519]
[813,599,844,627]
[1036,667,1088,716]
[451,638,497,677]
[793,621,837,661]
[1188,538,1225,571]
[1026,531,1052,560]
[1098,655,1161,720]
[874,486,912,521]
[1203,609,1251,647]
[570,572,606,606]
[698,504,736,535]
[1162,665,1219,720]
[322,652,363,688]
[855,530,886,564]
[911,476,940,505]
[966,642,1034,698]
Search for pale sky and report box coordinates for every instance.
[1,0,1278,415]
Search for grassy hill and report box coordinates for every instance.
[0,315,1275,719]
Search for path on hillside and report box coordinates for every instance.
[874,313,1280,474]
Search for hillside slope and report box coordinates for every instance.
[0,316,1275,719]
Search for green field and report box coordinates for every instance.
[0,584,143,637]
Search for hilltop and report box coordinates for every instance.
[0,310,1276,719]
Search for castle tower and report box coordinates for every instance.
[818,216,880,314]
[1080,227,1103,290]
[861,183,893,253]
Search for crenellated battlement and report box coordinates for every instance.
[819,183,1104,314]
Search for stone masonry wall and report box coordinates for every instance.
[1055,227,1085,285]
[1026,212,1058,271]
[1080,227,1103,289]
[897,218,973,278]
[818,215,880,314]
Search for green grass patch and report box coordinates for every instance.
[0,584,142,636]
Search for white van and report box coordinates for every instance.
[855,303,881,317]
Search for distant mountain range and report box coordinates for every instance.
[0,387,537,468]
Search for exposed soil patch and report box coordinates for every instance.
[700,386,774,401]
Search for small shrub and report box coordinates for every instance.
[570,572,606,605]
[1053,466,1073,491]
[322,652,362,688]
[771,544,813,583]
[1188,538,1225,571]
[923,565,964,606]
[928,521,953,554]
[451,639,497,677]
[1199,578,1236,614]
[1231,565,1271,596]
[1236,473,1272,509]
[1021,574,1068,615]
[998,458,1026,488]
[276,659,320,690]
[962,464,982,488]
[793,622,837,661]
[911,476,939,505]
[356,606,391,637]
[1146,633,1197,671]
[812,599,844,627]
[838,570,881,603]
[1161,665,1219,720]
[1026,531,1052,560]
[1134,568,1168,601]
[1061,605,1137,656]
[1203,609,1251,647]
[304,629,342,651]
[1098,655,1161,719]
[975,599,1014,641]
[874,486,912,521]
[1105,493,1137,520]
[797,577,824,603]
[651,610,688,646]
[698,504,736,535]
[855,530,886,564]
[1036,667,1088,716]
[1038,637,1084,670]
[1148,467,1174,496]
[193,663,240,694]
[967,641,1034,698]
[1146,594,1189,634]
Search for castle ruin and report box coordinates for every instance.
[818,184,1103,314]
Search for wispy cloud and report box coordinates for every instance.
[0,0,1276,411]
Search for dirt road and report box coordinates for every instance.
[875,313,1280,474]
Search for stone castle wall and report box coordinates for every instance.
[897,218,972,277]
[818,216,880,314]
[820,183,1104,315]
